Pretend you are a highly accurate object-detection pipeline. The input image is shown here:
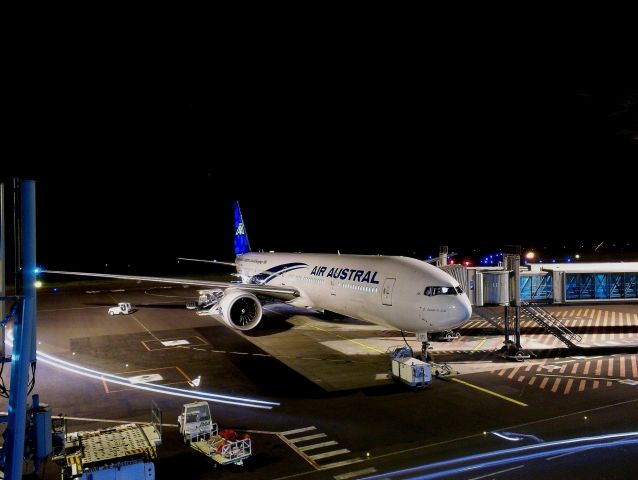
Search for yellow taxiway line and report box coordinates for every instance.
[451,378,528,407]
[301,321,386,354]
[469,338,487,353]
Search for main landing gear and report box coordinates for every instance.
[431,329,461,342]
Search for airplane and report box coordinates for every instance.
[45,202,472,359]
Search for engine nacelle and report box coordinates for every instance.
[219,290,263,331]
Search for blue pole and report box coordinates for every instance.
[5,180,37,480]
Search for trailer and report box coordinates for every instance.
[391,357,432,388]
[52,404,162,479]
[178,402,251,466]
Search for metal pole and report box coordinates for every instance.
[1,183,5,318]
[1,183,4,358]
[5,180,37,480]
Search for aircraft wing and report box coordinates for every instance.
[43,270,299,301]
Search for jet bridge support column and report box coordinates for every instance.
[437,246,448,267]
[499,246,532,362]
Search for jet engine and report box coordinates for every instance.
[219,290,263,330]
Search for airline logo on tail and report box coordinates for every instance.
[234,201,251,255]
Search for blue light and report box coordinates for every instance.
[53,288,58,292]
[552,259,556,263]
[34,267,41,274]
[361,431,638,480]
[567,257,572,263]
[428,256,432,259]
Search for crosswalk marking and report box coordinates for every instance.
[334,467,377,480]
[290,433,327,443]
[564,379,574,395]
[508,366,521,380]
[551,378,562,393]
[280,426,363,471]
[282,426,316,436]
[321,458,364,470]
[300,441,338,452]
[309,449,350,460]
[493,354,638,396]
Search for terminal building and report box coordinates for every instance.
[444,262,638,306]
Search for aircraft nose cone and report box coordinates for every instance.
[447,295,472,328]
[459,295,472,323]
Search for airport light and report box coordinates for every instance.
[34,280,43,288]
[575,254,581,259]
[525,251,535,260]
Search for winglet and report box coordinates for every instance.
[234,201,251,255]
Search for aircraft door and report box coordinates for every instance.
[382,278,396,306]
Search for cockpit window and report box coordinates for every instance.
[424,286,459,296]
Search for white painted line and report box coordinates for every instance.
[230,351,249,355]
[161,339,190,346]
[320,458,364,470]
[85,290,102,294]
[289,433,327,443]
[282,426,317,436]
[468,464,525,480]
[333,467,377,479]
[300,441,339,452]
[310,449,350,460]
[110,289,125,292]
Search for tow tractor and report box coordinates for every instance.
[108,302,136,315]
[178,402,251,466]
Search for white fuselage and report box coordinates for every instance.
[236,252,472,333]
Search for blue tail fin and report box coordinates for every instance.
[233,201,251,255]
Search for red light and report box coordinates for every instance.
[464,261,470,266]
[450,260,455,264]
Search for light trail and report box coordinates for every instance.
[362,431,638,479]
[6,332,279,410]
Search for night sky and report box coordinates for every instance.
[5,87,637,274]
